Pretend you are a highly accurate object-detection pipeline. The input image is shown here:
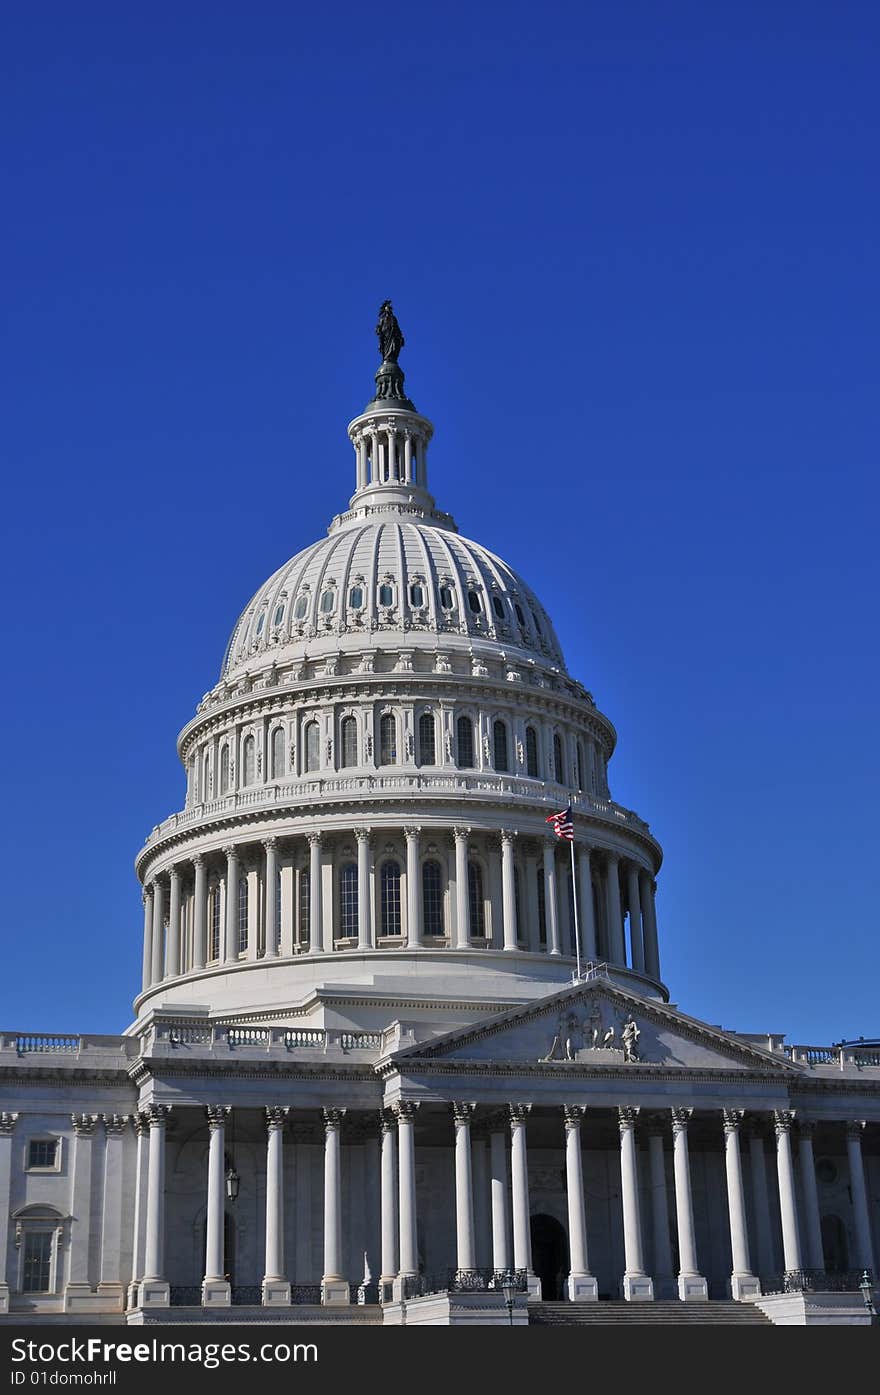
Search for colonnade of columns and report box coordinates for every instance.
[131,1104,877,1309]
[140,831,661,992]
[353,425,426,490]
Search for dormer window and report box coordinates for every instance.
[491,596,505,621]
[320,590,335,614]
[378,584,394,607]
[255,611,266,636]
[293,595,309,620]
[514,602,526,626]
[273,603,285,627]
[439,586,455,610]
[348,585,364,609]
[467,590,482,614]
[409,583,424,607]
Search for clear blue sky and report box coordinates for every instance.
[1,3,877,1045]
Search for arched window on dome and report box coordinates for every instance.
[348,585,364,610]
[378,582,395,608]
[273,601,286,629]
[493,720,509,772]
[576,740,585,791]
[525,726,539,779]
[536,868,547,947]
[439,585,455,611]
[380,861,402,936]
[379,714,397,766]
[409,582,424,608]
[238,877,249,955]
[293,594,309,621]
[422,861,444,936]
[467,590,482,614]
[468,863,486,938]
[243,735,256,786]
[456,716,475,769]
[491,595,505,621]
[305,722,320,773]
[209,888,221,961]
[514,601,526,628]
[340,716,358,768]
[271,727,285,781]
[338,862,358,940]
[418,711,436,767]
[220,745,230,795]
[553,733,565,786]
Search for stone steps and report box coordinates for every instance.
[529,1301,772,1326]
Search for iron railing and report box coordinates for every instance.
[761,1268,872,1294]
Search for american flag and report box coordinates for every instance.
[546,805,574,840]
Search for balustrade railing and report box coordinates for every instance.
[15,1034,80,1055]
[761,1269,872,1294]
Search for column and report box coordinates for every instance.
[363,1121,381,1293]
[748,1122,776,1278]
[223,846,239,962]
[202,1106,231,1306]
[320,1109,349,1303]
[66,1114,98,1307]
[356,436,367,490]
[263,1107,290,1304]
[618,1107,653,1300]
[388,427,398,479]
[151,878,165,984]
[395,1101,419,1296]
[501,831,518,950]
[625,863,645,973]
[356,829,372,949]
[489,1125,511,1273]
[454,827,470,949]
[510,1105,540,1297]
[139,1104,171,1308]
[98,1115,130,1307]
[773,1110,803,1274]
[563,1106,598,1300]
[127,1114,149,1309]
[263,839,278,959]
[166,867,181,978]
[380,1113,398,1291]
[577,846,597,962]
[543,841,561,956]
[640,872,661,979]
[846,1121,876,1273]
[722,1110,760,1298]
[405,827,422,947]
[191,855,207,971]
[797,1121,825,1274]
[0,1115,18,1314]
[141,888,153,992]
[308,833,323,954]
[605,856,626,965]
[647,1126,675,1298]
[671,1108,708,1300]
[452,1104,476,1276]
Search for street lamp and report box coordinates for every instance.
[501,1272,516,1327]
[859,1271,876,1323]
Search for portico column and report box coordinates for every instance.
[605,856,626,965]
[577,846,597,962]
[501,831,518,950]
[625,863,645,973]
[263,839,278,959]
[395,1102,419,1291]
[747,1122,776,1278]
[223,845,239,962]
[405,827,422,947]
[647,1127,675,1298]
[308,832,323,953]
[321,1109,349,1303]
[773,1110,803,1274]
[380,1112,398,1291]
[489,1126,511,1273]
[139,1104,171,1308]
[127,1114,149,1309]
[722,1110,760,1299]
[510,1105,540,1297]
[202,1106,231,1306]
[543,841,561,955]
[563,1106,598,1300]
[846,1121,876,1273]
[0,1115,18,1314]
[141,888,153,991]
[151,878,165,984]
[453,1104,476,1277]
[98,1115,130,1307]
[262,1107,290,1305]
[618,1107,653,1300]
[640,872,661,979]
[356,829,372,949]
[671,1108,708,1300]
[65,1114,98,1307]
[454,827,470,949]
[166,867,181,978]
[797,1121,825,1274]
[192,855,207,971]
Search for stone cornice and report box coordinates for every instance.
[378,1059,797,1086]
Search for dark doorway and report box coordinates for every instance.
[530,1213,568,1300]
[821,1214,848,1273]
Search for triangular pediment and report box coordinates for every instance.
[392,980,796,1074]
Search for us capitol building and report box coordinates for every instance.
[1,308,877,1327]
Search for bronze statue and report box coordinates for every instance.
[376,300,404,363]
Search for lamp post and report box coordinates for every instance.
[501,1271,516,1327]
[859,1270,876,1324]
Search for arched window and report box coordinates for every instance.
[348,585,363,609]
[273,602,285,627]
[467,590,482,614]
[576,740,585,791]
[514,602,526,627]
[418,711,436,766]
[293,594,308,620]
[422,861,444,936]
[525,726,539,778]
[491,595,505,621]
[298,870,310,947]
[271,727,285,780]
[243,735,256,786]
[209,889,221,960]
[380,713,397,765]
[305,722,320,772]
[380,861,402,936]
[409,583,424,607]
[319,589,335,614]
[536,868,547,946]
[493,720,509,772]
[439,585,454,610]
[339,862,358,939]
[341,716,358,768]
[220,745,230,794]
[456,716,475,768]
[553,734,564,786]
[255,611,266,636]
[378,583,394,607]
[238,877,248,954]
[468,863,486,937]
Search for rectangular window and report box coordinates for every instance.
[22,1232,53,1293]
[27,1140,58,1170]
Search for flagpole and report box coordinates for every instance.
[570,822,581,982]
